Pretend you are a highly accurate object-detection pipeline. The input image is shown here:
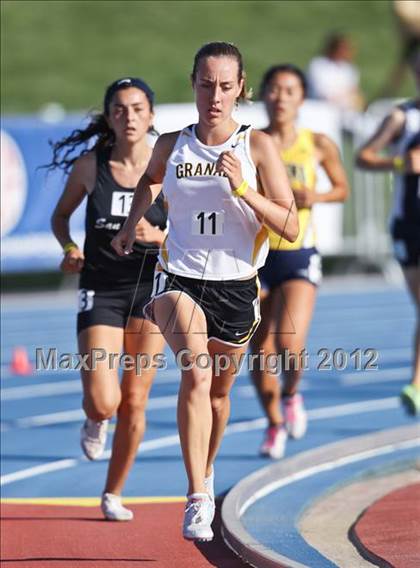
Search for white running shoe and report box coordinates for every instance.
[204,466,215,522]
[80,418,108,460]
[101,492,133,521]
[282,393,307,439]
[183,493,214,541]
[260,425,288,459]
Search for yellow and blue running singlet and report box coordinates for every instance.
[267,128,317,251]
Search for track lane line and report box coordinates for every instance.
[0,396,401,487]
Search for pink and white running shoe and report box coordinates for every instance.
[282,393,307,439]
[260,425,288,459]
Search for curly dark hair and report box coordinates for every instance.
[45,78,156,174]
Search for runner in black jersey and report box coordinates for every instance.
[357,50,420,415]
[50,77,167,520]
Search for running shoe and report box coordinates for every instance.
[204,465,215,522]
[183,493,214,541]
[101,492,133,521]
[282,393,308,439]
[260,425,288,459]
[80,418,108,460]
[400,384,420,415]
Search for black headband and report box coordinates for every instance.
[103,77,154,113]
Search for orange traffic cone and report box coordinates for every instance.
[10,346,33,375]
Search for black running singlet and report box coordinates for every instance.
[80,146,167,288]
[392,132,420,242]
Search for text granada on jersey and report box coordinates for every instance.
[176,161,227,178]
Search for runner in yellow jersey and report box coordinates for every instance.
[251,64,349,458]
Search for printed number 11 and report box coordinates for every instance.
[197,212,217,235]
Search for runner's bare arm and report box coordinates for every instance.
[112,132,178,255]
[313,133,349,204]
[356,108,406,171]
[247,131,299,241]
[51,152,95,248]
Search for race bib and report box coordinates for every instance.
[192,210,225,236]
[111,191,133,217]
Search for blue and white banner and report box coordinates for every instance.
[1,101,344,272]
[1,115,87,272]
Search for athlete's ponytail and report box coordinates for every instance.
[45,77,157,174]
[45,113,113,174]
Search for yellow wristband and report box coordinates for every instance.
[63,242,78,254]
[233,180,249,198]
[393,156,405,172]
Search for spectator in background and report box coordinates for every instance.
[377,1,420,98]
[307,33,364,112]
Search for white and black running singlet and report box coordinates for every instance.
[158,124,268,281]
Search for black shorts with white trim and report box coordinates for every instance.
[144,268,261,347]
[77,280,153,334]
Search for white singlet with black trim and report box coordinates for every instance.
[390,100,420,226]
[159,124,269,280]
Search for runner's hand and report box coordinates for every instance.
[111,224,136,256]
[135,218,163,245]
[293,187,316,209]
[60,248,84,273]
[216,151,243,191]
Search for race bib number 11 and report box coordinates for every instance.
[192,211,225,236]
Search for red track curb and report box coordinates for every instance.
[351,483,420,568]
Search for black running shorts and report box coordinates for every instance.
[391,219,420,268]
[77,280,153,334]
[144,266,261,347]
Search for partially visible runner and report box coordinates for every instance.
[50,78,167,520]
[357,51,420,415]
[251,64,349,459]
[112,43,298,541]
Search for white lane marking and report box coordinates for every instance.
[100,433,181,461]
[235,382,309,398]
[0,434,180,486]
[238,438,420,517]
[307,397,399,418]
[1,372,183,399]
[341,366,411,385]
[2,380,83,400]
[374,347,412,362]
[3,395,180,429]
[0,459,79,486]
[0,396,402,486]
[2,393,400,431]
[14,409,84,427]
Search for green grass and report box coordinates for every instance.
[1,0,416,113]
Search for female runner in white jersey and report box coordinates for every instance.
[357,50,420,415]
[112,42,299,541]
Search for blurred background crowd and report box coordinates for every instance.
[1,0,419,289]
